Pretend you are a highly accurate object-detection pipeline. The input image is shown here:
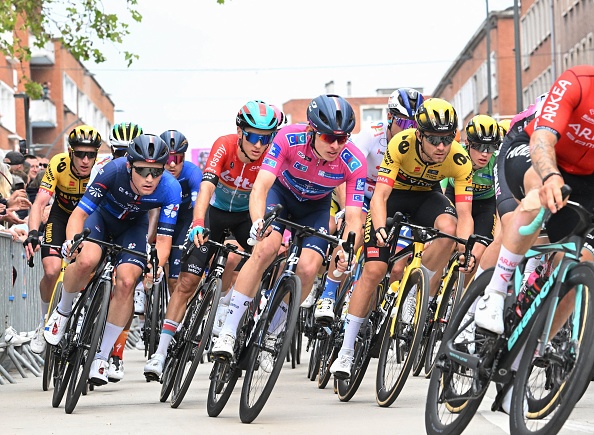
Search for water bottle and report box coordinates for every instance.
[515,265,544,318]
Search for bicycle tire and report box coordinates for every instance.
[425,273,460,377]
[239,275,301,424]
[510,262,594,435]
[425,269,492,435]
[43,281,63,391]
[376,266,429,407]
[65,280,110,414]
[412,335,429,377]
[318,284,348,389]
[51,344,73,408]
[170,278,221,408]
[147,280,166,358]
[206,361,241,417]
[336,333,371,402]
[159,350,177,402]
[308,334,321,381]
[143,284,155,358]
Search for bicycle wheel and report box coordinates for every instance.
[307,332,321,381]
[376,267,429,407]
[148,280,167,358]
[413,334,429,377]
[510,262,594,435]
[170,278,221,408]
[425,270,492,435]
[207,361,241,417]
[43,281,63,391]
[336,319,372,402]
[318,285,348,389]
[64,281,110,414]
[239,275,301,424]
[51,342,74,408]
[425,274,460,377]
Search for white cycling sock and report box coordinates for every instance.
[486,246,524,296]
[41,300,50,323]
[219,289,252,339]
[96,322,124,361]
[220,289,232,306]
[56,287,78,316]
[156,319,178,356]
[341,314,365,353]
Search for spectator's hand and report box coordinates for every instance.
[7,189,27,206]
[2,211,25,225]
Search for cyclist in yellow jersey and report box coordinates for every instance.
[22,125,102,355]
[330,98,474,378]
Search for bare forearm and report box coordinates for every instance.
[530,130,559,179]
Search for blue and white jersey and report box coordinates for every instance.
[77,157,182,237]
[174,161,202,218]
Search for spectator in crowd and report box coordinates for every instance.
[0,162,30,227]
[4,151,25,173]
[24,154,41,181]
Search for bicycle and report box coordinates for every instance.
[142,250,169,359]
[206,204,355,423]
[50,228,153,414]
[157,235,251,408]
[417,235,492,378]
[425,186,594,435]
[28,243,67,392]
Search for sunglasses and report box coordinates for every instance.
[167,154,184,165]
[39,163,48,168]
[242,130,277,145]
[422,134,455,146]
[131,165,165,178]
[395,118,417,130]
[72,150,98,160]
[316,132,350,145]
[469,142,499,153]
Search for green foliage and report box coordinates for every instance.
[0,0,143,96]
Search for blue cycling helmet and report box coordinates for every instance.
[159,130,189,154]
[307,94,356,135]
[388,88,424,120]
[236,101,279,131]
[127,134,170,165]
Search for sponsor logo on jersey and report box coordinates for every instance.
[428,169,439,175]
[506,144,531,160]
[263,157,277,168]
[366,247,379,258]
[268,143,281,158]
[340,148,362,172]
[538,79,571,124]
[286,132,308,146]
[294,162,308,172]
[164,203,179,218]
[567,123,594,146]
[355,178,365,191]
[318,170,343,180]
[297,151,312,161]
[353,194,363,202]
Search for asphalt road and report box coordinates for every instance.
[2,346,594,434]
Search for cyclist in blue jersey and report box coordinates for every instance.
[43,134,182,385]
[144,101,280,379]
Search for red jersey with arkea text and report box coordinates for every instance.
[525,65,594,175]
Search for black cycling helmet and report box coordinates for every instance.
[159,130,189,154]
[127,134,170,165]
[307,94,356,135]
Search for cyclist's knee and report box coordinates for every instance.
[176,273,201,296]
[361,261,387,285]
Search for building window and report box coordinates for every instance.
[0,82,16,132]
[361,106,384,124]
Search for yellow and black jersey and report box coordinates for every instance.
[39,153,90,213]
[376,128,473,203]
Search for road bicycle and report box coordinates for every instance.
[157,234,251,408]
[50,228,152,414]
[142,248,169,359]
[426,186,594,435]
[207,204,355,423]
[416,235,492,378]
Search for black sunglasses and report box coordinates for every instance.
[469,142,499,153]
[131,165,165,178]
[423,134,455,146]
[72,150,98,160]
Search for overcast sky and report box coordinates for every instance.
[88,0,515,151]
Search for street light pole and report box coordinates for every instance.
[485,0,493,114]
[514,0,523,112]
[14,93,32,152]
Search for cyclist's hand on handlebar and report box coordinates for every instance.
[61,239,74,263]
[458,252,476,274]
[374,227,388,247]
[23,229,40,259]
[539,173,566,214]
[188,219,208,247]
[144,263,164,288]
[249,218,271,242]
[334,249,353,275]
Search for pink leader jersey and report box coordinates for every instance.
[260,123,367,207]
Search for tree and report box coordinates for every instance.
[0,0,143,97]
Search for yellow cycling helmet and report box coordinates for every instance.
[498,119,511,137]
[466,114,501,145]
[415,98,458,135]
[68,125,102,149]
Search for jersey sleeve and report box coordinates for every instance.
[343,147,367,207]
[261,139,287,177]
[77,159,116,215]
[38,154,65,196]
[533,68,581,138]
[202,138,229,185]
[448,144,473,203]
[156,175,182,237]
[188,164,202,207]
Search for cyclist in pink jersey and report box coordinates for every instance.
[212,94,367,360]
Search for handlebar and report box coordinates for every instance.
[332,230,357,278]
[518,185,572,236]
[247,204,283,246]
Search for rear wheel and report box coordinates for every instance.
[239,275,301,424]
[43,282,63,391]
[336,319,372,402]
[510,262,594,435]
[207,361,241,417]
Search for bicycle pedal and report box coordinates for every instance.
[144,372,160,383]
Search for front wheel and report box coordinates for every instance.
[239,275,301,424]
[376,266,429,407]
[510,262,594,435]
[207,361,241,417]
